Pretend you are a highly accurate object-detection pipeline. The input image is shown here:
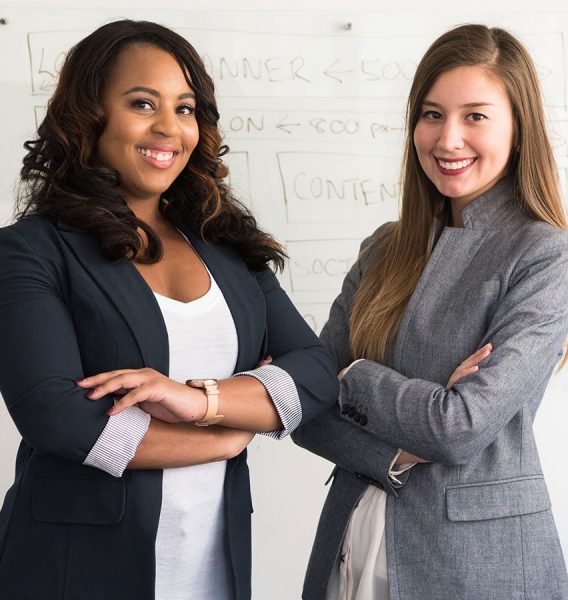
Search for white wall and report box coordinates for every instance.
[1,2,567,598]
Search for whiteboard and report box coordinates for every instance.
[1,3,568,598]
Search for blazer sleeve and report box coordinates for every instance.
[0,228,111,463]
[239,265,339,435]
[339,231,568,465]
[292,224,408,495]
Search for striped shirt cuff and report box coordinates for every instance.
[83,405,151,477]
[235,364,301,440]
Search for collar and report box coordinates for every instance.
[459,176,524,230]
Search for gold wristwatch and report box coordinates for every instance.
[186,379,224,426]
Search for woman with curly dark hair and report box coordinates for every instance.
[0,20,338,600]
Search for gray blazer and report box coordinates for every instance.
[293,177,568,600]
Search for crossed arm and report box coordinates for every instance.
[0,228,337,476]
[394,344,492,465]
[294,228,568,491]
[77,267,338,474]
[293,341,492,491]
[77,368,278,470]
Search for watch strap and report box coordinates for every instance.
[186,379,224,426]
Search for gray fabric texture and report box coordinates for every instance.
[293,177,568,600]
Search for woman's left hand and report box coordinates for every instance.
[77,368,207,423]
[446,343,492,390]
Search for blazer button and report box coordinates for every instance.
[359,415,368,426]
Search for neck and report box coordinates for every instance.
[127,196,164,229]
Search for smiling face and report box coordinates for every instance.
[97,43,199,208]
[413,65,515,212]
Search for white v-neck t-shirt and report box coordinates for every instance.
[153,271,238,600]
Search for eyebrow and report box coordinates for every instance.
[123,86,196,100]
[422,100,495,108]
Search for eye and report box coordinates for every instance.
[466,112,487,122]
[421,110,442,120]
[177,104,196,116]
[130,98,154,111]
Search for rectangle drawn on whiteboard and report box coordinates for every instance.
[28,31,85,94]
[278,152,401,224]
[287,239,360,293]
[559,167,567,201]
[28,29,425,99]
[295,303,332,335]
[34,105,47,129]
[524,32,566,109]
[224,151,252,209]
[549,121,568,158]
[27,30,565,106]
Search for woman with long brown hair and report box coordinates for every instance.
[294,24,568,600]
[0,20,338,600]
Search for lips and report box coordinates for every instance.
[435,156,477,176]
[136,146,179,169]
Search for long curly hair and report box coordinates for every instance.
[18,19,285,270]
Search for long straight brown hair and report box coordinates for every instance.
[350,24,568,363]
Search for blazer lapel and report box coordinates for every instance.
[57,223,169,376]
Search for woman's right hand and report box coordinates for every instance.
[446,343,492,390]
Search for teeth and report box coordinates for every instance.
[137,148,175,161]
[438,158,475,170]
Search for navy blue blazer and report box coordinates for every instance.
[0,215,338,600]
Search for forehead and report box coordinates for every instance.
[425,65,510,106]
[104,43,192,91]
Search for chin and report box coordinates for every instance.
[436,179,473,198]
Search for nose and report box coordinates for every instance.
[436,117,465,151]
[151,107,178,137]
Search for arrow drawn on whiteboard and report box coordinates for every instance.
[323,59,354,83]
[276,115,301,134]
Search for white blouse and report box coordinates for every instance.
[153,273,237,600]
[326,361,415,600]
